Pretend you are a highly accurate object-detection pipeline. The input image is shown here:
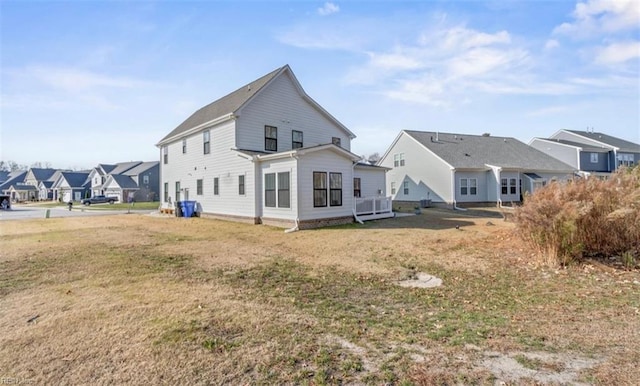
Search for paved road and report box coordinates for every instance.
[0,205,155,221]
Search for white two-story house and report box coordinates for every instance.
[156,65,391,229]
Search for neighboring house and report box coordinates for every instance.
[24,168,58,200]
[379,130,576,208]
[0,171,28,202]
[87,161,159,202]
[51,172,90,202]
[0,171,10,184]
[156,64,390,229]
[530,129,640,178]
[6,184,38,202]
[38,181,54,201]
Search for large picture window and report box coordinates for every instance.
[203,130,210,154]
[265,173,276,207]
[292,130,303,149]
[265,126,277,151]
[329,172,342,206]
[277,172,290,208]
[313,172,327,207]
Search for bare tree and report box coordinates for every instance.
[366,152,381,164]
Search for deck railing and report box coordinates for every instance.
[354,196,393,216]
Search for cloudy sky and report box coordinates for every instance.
[1,0,639,169]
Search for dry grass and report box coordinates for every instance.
[1,209,639,384]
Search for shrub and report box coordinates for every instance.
[513,166,640,266]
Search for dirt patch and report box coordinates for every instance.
[397,272,443,288]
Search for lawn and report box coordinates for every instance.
[27,201,160,210]
[1,209,638,384]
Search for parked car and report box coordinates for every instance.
[81,195,118,205]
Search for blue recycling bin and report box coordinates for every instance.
[181,201,197,218]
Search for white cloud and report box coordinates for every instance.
[317,2,340,16]
[544,39,560,50]
[554,0,640,37]
[594,41,640,64]
[24,66,141,92]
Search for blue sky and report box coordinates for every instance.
[1,0,639,169]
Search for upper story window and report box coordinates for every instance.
[163,146,168,164]
[143,175,149,184]
[265,125,277,151]
[332,137,341,147]
[590,153,598,163]
[394,153,405,167]
[182,139,187,154]
[292,130,303,149]
[203,130,210,154]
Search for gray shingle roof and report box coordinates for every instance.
[122,161,159,176]
[109,161,142,175]
[13,183,38,191]
[405,131,575,171]
[158,66,285,144]
[60,172,90,188]
[565,130,640,152]
[0,171,9,183]
[0,171,27,191]
[534,138,610,152]
[109,174,139,189]
[29,168,58,181]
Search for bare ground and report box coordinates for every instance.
[1,209,638,384]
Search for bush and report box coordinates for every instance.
[513,166,640,266]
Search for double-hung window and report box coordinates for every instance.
[292,130,303,149]
[265,173,276,207]
[394,153,405,167]
[203,130,210,154]
[391,182,396,195]
[313,172,327,207]
[501,178,508,195]
[213,178,219,196]
[238,175,245,195]
[460,178,468,195]
[329,173,342,206]
[265,126,277,151]
[277,172,290,208]
[163,182,169,202]
[353,178,361,197]
[510,178,517,194]
[175,181,181,202]
[403,180,409,195]
[469,178,477,195]
[196,179,203,195]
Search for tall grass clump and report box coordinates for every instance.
[514,166,640,266]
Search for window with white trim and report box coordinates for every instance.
[469,178,477,195]
[238,175,245,195]
[175,181,181,202]
[292,130,303,149]
[460,178,468,195]
[213,178,219,196]
[590,153,598,163]
[143,175,149,185]
[265,173,276,207]
[510,178,517,194]
[501,178,508,195]
[278,172,290,208]
[329,172,342,206]
[353,178,361,198]
[196,179,203,195]
[182,139,187,154]
[163,146,168,164]
[391,181,396,195]
[203,130,210,154]
[163,182,168,202]
[403,180,409,195]
[265,126,277,151]
[394,153,405,167]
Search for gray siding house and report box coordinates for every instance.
[379,131,576,208]
[530,129,640,178]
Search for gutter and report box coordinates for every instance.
[352,161,364,224]
[450,168,467,211]
[284,153,300,233]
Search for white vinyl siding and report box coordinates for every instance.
[235,72,351,153]
[380,133,451,203]
[160,120,257,218]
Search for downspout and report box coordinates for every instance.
[284,153,300,233]
[451,168,467,211]
[352,161,364,224]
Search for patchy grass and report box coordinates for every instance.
[1,209,639,384]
